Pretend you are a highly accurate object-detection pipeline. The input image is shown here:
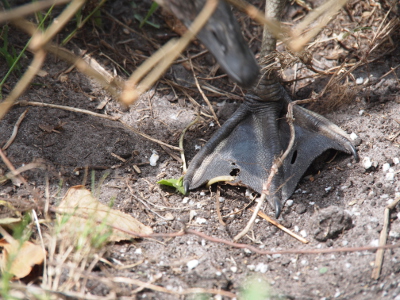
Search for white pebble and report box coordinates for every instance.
[135,248,142,254]
[370,239,379,247]
[334,291,341,298]
[358,110,364,116]
[394,157,399,164]
[342,240,348,246]
[362,157,372,169]
[301,259,308,265]
[195,145,201,150]
[356,77,364,85]
[286,199,294,207]
[345,263,352,269]
[196,217,207,224]
[255,263,268,273]
[182,197,189,204]
[219,197,225,203]
[247,265,255,271]
[389,232,400,239]
[386,172,395,181]
[300,230,308,238]
[382,163,391,172]
[294,225,299,232]
[325,186,332,193]
[209,122,215,127]
[272,254,281,259]
[350,132,358,140]
[187,260,199,270]
[149,152,159,166]
[200,192,206,196]
[230,266,237,273]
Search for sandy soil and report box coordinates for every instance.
[1,0,400,299]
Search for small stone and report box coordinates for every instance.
[350,132,358,140]
[187,260,199,270]
[389,232,400,239]
[358,110,364,116]
[296,204,307,214]
[382,163,391,172]
[247,265,255,271]
[394,157,399,164]
[386,172,395,181]
[363,157,372,169]
[196,217,207,224]
[356,77,364,85]
[286,199,294,207]
[255,263,268,273]
[149,151,159,166]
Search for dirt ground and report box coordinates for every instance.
[1,0,400,299]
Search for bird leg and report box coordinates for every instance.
[184,0,359,217]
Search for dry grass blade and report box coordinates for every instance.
[226,0,285,39]
[0,49,45,120]
[112,276,236,298]
[371,197,400,280]
[251,209,309,244]
[289,0,348,52]
[2,109,28,150]
[121,0,219,105]
[30,0,85,51]
[0,0,70,24]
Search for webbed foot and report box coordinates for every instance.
[183,91,358,217]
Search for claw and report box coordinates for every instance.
[273,197,282,219]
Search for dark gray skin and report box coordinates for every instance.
[161,0,259,87]
[183,0,359,218]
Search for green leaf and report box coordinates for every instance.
[319,267,328,274]
[158,177,186,194]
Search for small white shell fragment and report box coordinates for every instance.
[255,263,268,273]
[286,199,294,207]
[394,157,399,164]
[382,163,391,172]
[182,197,189,204]
[195,145,201,150]
[200,192,206,196]
[187,260,199,270]
[350,132,358,140]
[209,122,215,127]
[358,110,364,116]
[149,151,159,166]
[219,197,225,203]
[189,210,197,222]
[247,265,255,271]
[134,248,142,254]
[300,230,307,238]
[230,266,238,273]
[325,186,332,192]
[370,239,379,247]
[386,172,395,181]
[196,217,207,224]
[363,157,372,169]
[356,77,364,85]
